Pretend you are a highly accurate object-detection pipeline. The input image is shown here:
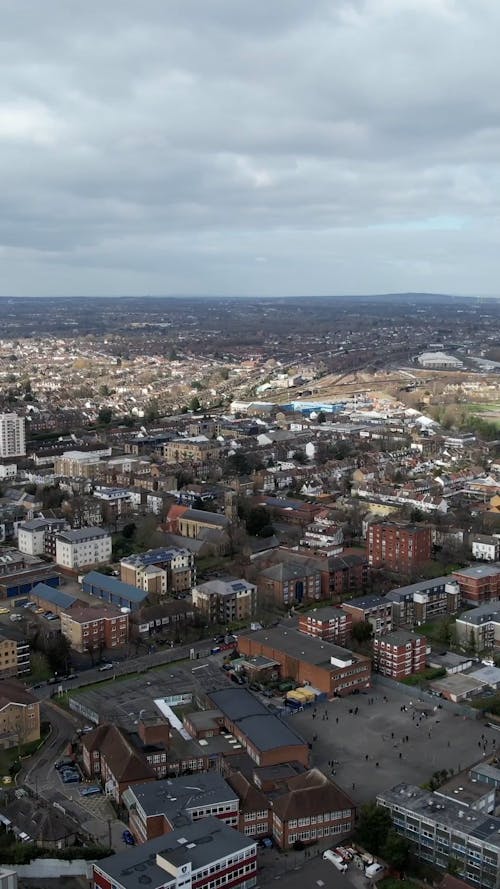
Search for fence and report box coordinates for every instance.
[372,674,480,720]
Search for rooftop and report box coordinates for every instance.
[123,774,238,826]
[95,817,254,889]
[208,687,307,753]
[32,582,77,610]
[56,526,109,543]
[453,565,500,579]
[246,625,361,668]
[386,576,453,601]
[378,783,500,851]
[83,571,148,603]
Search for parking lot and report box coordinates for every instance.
[286,678,495,804]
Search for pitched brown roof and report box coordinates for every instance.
[270,768,354,822]
[0,679,38,710]
[84,723,155,786]
[226,770,269,814]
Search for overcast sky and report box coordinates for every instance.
[1,0,500,297]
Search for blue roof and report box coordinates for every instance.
[32,583,77,610]
[83,571,148,603]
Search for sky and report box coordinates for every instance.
[1,0,500,297]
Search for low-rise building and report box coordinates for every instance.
[268,767,355,850]
[0,633,30,678]
[192,578,257,623]
[60,604,129,653]
[342,594,393,635]
[82,570,148,611]
[93,817,257,889]
[17,518,69,557]
[386,576,460,627]
[256,560,322,607]
[456,604,500,651]
[30,582,78,616]
[82,723,156,803]
[372,630,427,679]
[0,680,40,748]
[120,547,196,594]
[207,687,310,768]
[123,774,240,844]
[55,527,112,570]
[452,565,500,606]
[298,606,352,645]
[471,535,500,562]
[238,627,371,697]
[378,782,500,887]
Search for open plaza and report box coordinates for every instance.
[288,677,497,804]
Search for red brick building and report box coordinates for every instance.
[226,770,271,839]
[367,522,432,572]
[342,595,393,635]
[269,768,354,850]
[207,687,311,768]
[238,627,371,697]
[123,774,240,844]
[298,606,352,644]
[452,565,500,605]
[93,818,257,889]
[60,604,129,653]
[372,630,427,679]
[82,724,156,802]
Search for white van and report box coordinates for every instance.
[323,850,348,871]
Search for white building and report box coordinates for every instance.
[417,351,464,370]
[55,527,112,570]
[0,413,26,459]
[471,535,500,562]
[17,517,68,556]
[0,464,17,480]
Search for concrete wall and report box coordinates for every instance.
[12,859,93,878]
[372,674,480,719]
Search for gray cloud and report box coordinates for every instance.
[1,0,500,296]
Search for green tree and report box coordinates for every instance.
[356,803,392,854]
[246,506,274,538]
[382,831,411,871]
[145,398,160,421]
[189,396,201,412]
[351,621,373,643]
[97,407,112,425]
[317,411,326,424]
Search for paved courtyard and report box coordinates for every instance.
[288,678,497,804]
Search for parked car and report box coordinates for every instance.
[55,759,74,770]
[123,830,135,845]
[98,663,113,672]
[61,772,80,784]
[81,785,102,797]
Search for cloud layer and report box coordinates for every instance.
[1,0,500,296]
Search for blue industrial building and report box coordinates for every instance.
[82,571,148,610]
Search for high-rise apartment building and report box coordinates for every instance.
[0,413,26,459]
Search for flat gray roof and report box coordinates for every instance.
[208,687,306,752]
[124,774,238,825]
[95,817,253,889]
[246,626,359,668]
[378,783,500,851]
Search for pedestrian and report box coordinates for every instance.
[365,754,369,760]
[352,783,356,790]
[376,762,379,768]
[399,752,402,759]
[336,717,339,724]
